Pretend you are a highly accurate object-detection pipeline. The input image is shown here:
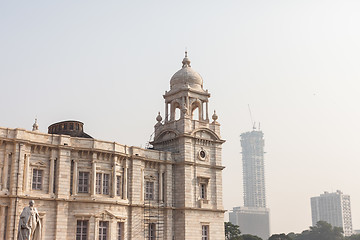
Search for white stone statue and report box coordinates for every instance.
[18,200,42,240]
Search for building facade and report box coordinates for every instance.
[229,129,270,240]
[0,53,225,240]
[229,207,270,240]
[311,190,353,236]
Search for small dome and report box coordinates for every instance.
[170,52,203,91]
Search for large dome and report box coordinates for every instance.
[170,53,203,91]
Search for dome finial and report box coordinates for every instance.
[156,112,162,122]
[182,50,191,68]
[212,110,218,123]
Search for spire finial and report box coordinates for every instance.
[32,118,39,132]
[182,50,191,68]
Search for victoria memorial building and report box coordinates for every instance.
[0,53,225,240]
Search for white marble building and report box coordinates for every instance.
[0,53,225,240]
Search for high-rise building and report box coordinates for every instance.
[229,129,270,240]
[0,53,225,240]
[311,190,353,236]
[241,130,266,208]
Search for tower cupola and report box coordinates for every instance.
[169,51,204,92]
[163,52,211,122]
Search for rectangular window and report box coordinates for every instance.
[78,172,89,193]
[116,176,122,196]
[149,223,156,240]
[202,225,209,240]
[200,183,207,199]
[76,220,88,240]
[53,159,57,194]
[162,172,165,201]
[96,173,102,194]
[70,161,74,195]
[117,222,124,240]
[99,221,108,240]
[145,181,154,200]
[32,169,43,190]
[7,154,11,189]
[103,174,110,195]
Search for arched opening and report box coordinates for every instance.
[171,101,181,121]
[175,107,181,120]
[192,107,199,121]
[191,100,202,121]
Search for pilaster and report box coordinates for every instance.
[23,152,30,192]
[49,157,54,194]
[72,161,78,195]
[0,205,5,239]
[57,147,71,199]
[2,149,8,192]
[123,165,128,200]
[55,201,69,240]
[111,156,117,198]
[91,153,97,197]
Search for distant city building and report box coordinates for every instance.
[229,129,270,240]
[311,190,353,236]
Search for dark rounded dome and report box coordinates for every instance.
[48,120,92,138]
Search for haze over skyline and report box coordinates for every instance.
[1,0,360,235]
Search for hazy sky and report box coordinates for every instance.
[1,0,360,235]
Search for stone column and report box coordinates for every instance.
[111,156,117,198]
[205,101,209,121]
[49,157,54,194]
[110,218,116,239]
[165,102,168,122]
[170,102,174,121]
[72,161,78,195]
[123,166,128,200]
[159,168,163,202]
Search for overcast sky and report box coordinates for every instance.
[1,0,360,235]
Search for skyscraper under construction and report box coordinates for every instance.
[229,128,270,240]
[241,130,266,208]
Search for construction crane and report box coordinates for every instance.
[248,104,256,130]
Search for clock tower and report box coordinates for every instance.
[151,52,225,240]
